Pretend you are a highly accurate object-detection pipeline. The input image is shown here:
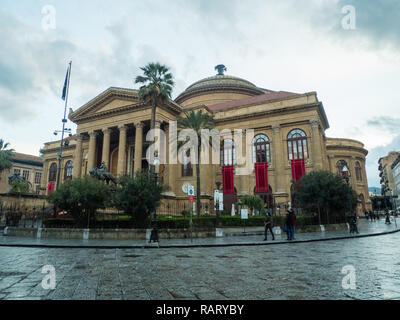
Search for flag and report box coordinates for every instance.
[255,162,269,193]
[61,63,71,101]
[291,159,306,182]
[222,166,234,194]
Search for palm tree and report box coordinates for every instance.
[177,110,215,217]
[135,63,174,173]
[0,139,14,173]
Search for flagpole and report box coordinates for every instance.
[56,61,72,190]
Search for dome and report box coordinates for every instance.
[175,66,266,105]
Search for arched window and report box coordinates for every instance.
[48,163,57,182]
[336,160,348,177]
[253,134,271,163]
[64,160,73,181]
[220,139,236,166]
[355,162,362,182]
[287,129,308,160]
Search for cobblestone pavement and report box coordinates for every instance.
[0,220,399,300]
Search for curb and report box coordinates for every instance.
[0,228,399,250]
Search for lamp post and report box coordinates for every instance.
[342,164,353,217]
[215,182,221,227]
[54,127,73,190]
[149,156,159,243]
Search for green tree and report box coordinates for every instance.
[177,110,215,217]
[239,194,265,216]
[135,62,174,171]
[47,176,111,227]
[0,139,14,173]
[9,180,30,194]
[294,170,357,224]
[114,172,167,228]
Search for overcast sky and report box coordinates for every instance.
[1,0,399,188]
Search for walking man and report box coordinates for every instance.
[285,209,294,240]
[264,212,275,241]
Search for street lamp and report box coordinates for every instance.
[341,164,353,217]
[215,181,222,227]
[149,156,160,243]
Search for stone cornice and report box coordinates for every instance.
[175,85,265,104]
[214,103,322,125]
[326,145,368,156]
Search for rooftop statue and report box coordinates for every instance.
[215,64,227,76]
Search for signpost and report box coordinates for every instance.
[241,208,248,233]
[188,185,194,243]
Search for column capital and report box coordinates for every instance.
[88,130,98,137]
[75,133,84,141]
[155,120,162,129]
[310,120,320,128]
[134,122,144,129]
[102,128,112,135]
[118,124,128,131]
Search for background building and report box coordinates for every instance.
[41,67,372,215]
[0,152,43,194]
[378,151,400,199]
[391,154,400,209]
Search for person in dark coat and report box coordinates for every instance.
[291,210,297,240]
[285,210,294,240]
[264,212,275,241]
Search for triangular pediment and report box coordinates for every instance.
[69,87,141,122]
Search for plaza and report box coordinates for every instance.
[0,220,399,300]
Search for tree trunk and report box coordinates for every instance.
[196,143,201,218]
[318,205,321,225]
[326,208,329,225]
[150,99,156,175]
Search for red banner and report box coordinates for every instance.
[291,159,306,182]
[47,181,55,194]
[222,166,234,194]
[255,162,269,193]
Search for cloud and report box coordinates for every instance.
[367,116,400,134]
[0,10,77,121]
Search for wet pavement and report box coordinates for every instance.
[0,219,399,300]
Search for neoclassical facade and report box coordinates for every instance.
[41,67,372,214]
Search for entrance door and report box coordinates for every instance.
[110,148,118,176]
[223,188,237,214]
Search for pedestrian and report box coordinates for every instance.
[264,212,275,241]
[285,209,294,240]
[385,210,391,224]
[365,211,369,221]
[291,209,297,240]
[349,213,359,234]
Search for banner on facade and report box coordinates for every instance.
[255,162,269,193]
[291,159,306,182]
[47,181,55,194]
[222,166,234,194]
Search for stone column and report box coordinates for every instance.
[133,122,143,174]
[72,134,83,178]
[87,131,98,171]
[117,125,127,176]
[310,120,323,170]
[272,125,284,192]
[349,156,357,188]
[155,120,162,158]
[102,128,111,169]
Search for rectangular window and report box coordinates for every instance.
[35,172,42,185]
[14,168,21,175]
[22,170,30,181]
